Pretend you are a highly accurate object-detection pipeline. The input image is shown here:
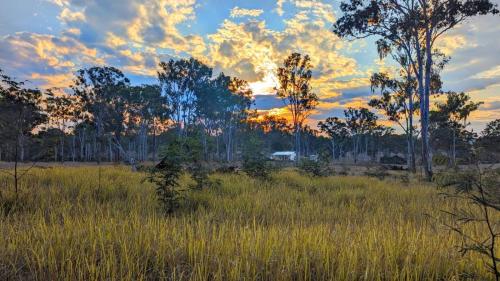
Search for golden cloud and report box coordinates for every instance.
[230,7,264,18]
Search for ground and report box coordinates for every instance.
[0,165,495,280]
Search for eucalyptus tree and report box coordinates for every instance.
[196,73,253,162]
[343,107,378,163]
[477,119,500,161]
[125,84,167,161]
[318,117,350,162]
[71,66,133,172]
[158,58,212,137]
[333,0,498,179]
[431,92,482,166]
[369,69,419,172]
[46,91,79,162]
[0,69,47,198]
[483,119,500,138]
[276,53,319,162]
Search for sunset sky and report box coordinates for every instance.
[1,0,499,130]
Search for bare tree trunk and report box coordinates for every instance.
[408,79,416,173]
[421,6,433,181]
[152,122,158,162]
[331,139,336,162]
[295,125,301,164]
[60,134,65,163]
[72,135,76,162]
[452,129,456,166]
[14,133,19,200]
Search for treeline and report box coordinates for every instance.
[0,57,324,165]
[1,52,500,169]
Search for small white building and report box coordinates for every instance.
[271,151,296,161]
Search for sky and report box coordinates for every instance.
[0,0,499,131]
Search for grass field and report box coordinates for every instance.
[0,166,495,280]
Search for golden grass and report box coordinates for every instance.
[0,166,495,280]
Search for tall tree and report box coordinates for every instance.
[158,58,212,137]
[196,73,253,162]
[276,53,319,162]
[71,66,132,171]
[0,70,47,198]
[333,0,498,180]
[46,91,78,162]
[369,70,419,172]
[125,84,168,162]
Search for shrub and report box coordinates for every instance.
[146,156,183,214]
[242,156,273,180]
[435,167,499,280]
[364,166,389,180]
[298,159,331,177]
[432,153,449,166]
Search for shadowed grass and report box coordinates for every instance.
[0,166,495,280]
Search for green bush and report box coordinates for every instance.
[298,159,331,177]
[242,157,273,180]
[432,153,449,166]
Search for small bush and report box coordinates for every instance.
[298,159,331,177]
[242,157,273,180]
[364,166,389,180]
[432,153,449,166]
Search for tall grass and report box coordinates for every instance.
[0,166,495,280]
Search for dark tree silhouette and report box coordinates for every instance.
[318,117,349,162]
[0,70,47,199]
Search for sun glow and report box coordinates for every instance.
[249,61,279,96]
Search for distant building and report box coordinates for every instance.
[271,151,296,161]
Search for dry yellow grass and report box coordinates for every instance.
[0,166,495,280]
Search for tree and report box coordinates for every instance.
[46,91,78,162]
[435,166,499,281]
[0,69,47,199]
[72,66,134,176]
[158,58,212,137]
[477,119,500,162]
[125,84,168,162]
[344,107,378,163]
[369,71,419,172]
[483,119,500,138]
[196,73,253,162]
[276,53,319,162]
[333,0,498,180]
[318,117,349,162]
[431,92,482,166]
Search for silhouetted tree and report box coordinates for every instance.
[318,117,349,161]
[0,70,47,199]
[276,53,318,162]
[431,92,482,166]
[344,107,378,162]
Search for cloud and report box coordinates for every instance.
[3,0,498,129]
[275,0,285,16]
[58,7,86,22]
[473,65,500,79]
[230,7,264,18]
[207,2,362,96]
[0,32,102,88]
